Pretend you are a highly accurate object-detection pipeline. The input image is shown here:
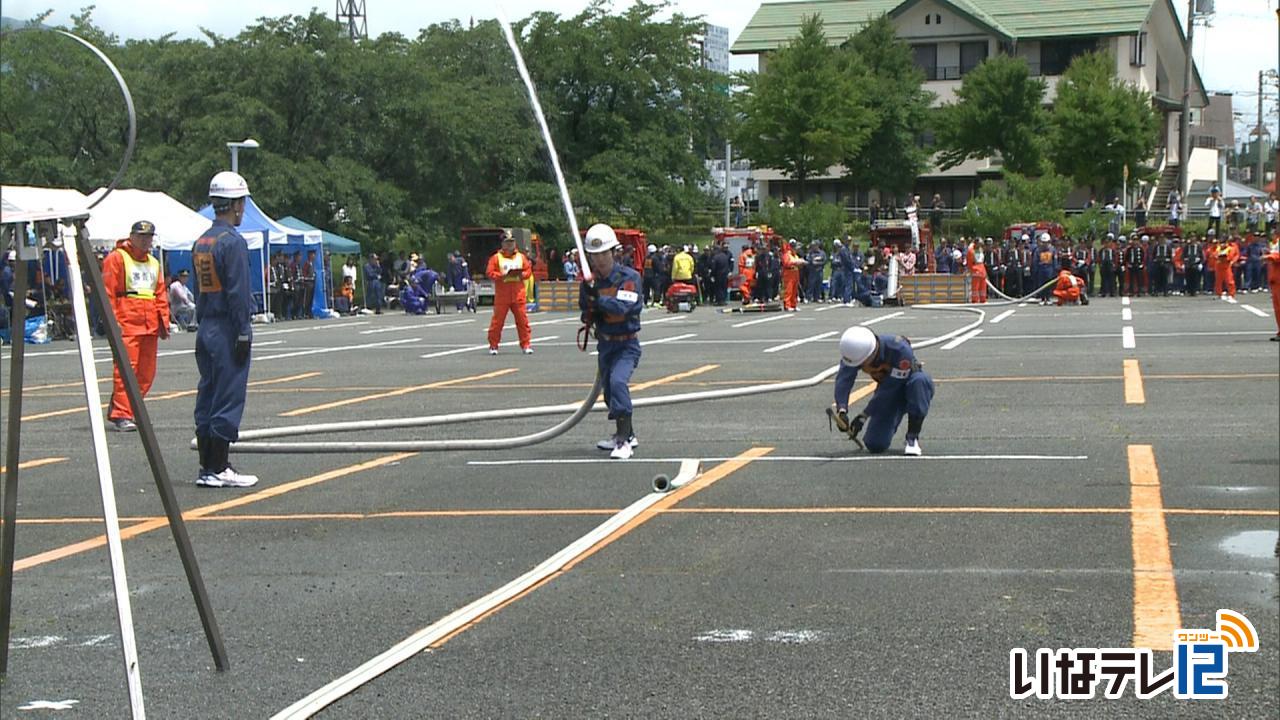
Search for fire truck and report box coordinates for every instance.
[1003,222,1066,243]
[580,227,648,271]
[459,227,547,305]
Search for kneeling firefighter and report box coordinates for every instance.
[579,223,644,460]
[827,326,934,456]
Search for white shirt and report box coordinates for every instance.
[342,264,359,283]
[168,279,195,309]
[1206,197,1223,217]
[1265,199,1278,222]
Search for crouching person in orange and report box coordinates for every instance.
[1213,237,1240,299]
[102,220,169,432]
[1052,257,1088,306]
[966,239,988,303]
[486,229,533,355]
[1265,236,1280,341]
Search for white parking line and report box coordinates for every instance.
[591,333,697,355]
[1122,326,1136,349]
[419,335,559,359]
[470,454,1090,466]
[813,304,844,313]
[990,309,1015,324]
[1122,308,1133,321]
[528,317,577,326]
[360,320,474,334]
[644,316,688,325]
[1241,304,1268,317]
[1122,297,1131,306]
[940,328,983,350]
[860,311,904,326]
[256,320,369,336]
[732,314,792,328]
[256,337,422,361]
[763,331,837,354]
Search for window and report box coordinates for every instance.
[1129,32,1146,66]
[912,44,938,81]
[1040,37,1098,76]
[960,41,988,75]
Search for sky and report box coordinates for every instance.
[4,0,1278,140]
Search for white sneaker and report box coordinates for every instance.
[610,440,634,460]
[196,467,259,488]
[904,438,922,456]
[596,435,638,451]
[488,348,498,355]
[522,346,534,354]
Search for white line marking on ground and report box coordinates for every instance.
[1121,308,1133,321]
[732,314,792,328]
[527,317,577,326]
[860,311,904,326]
[419,335,559,359]
[1122,296,1131,306]
[271,461,701,719]
[643,316,688,325]
[591,333,697,355]
[255,320,369,336]
[990,309,1015,324]
[361,320,474,334]
[1122,326,1136,349]
[17,700,79,711]
[694,629,753,643]
[763,331,838,354]
[96,348,195,364]
[940,328,983,350]
[1241,304,1268,317]
[257,337,422,361]
[469,454,1089,466]
[969,330,1274,340]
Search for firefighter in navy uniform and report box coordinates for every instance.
[1098,235,1117,297]
[580,224,644,460]
[1150,234,1173,296]
[1073,239,1095,295]
[1184,234,1204,296]
[1123,235,1147,297]
[192,171,259,488]
[828,326,935,456]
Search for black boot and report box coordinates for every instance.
[197,435,209,473]
[906,415,924,442]
[616,414,634,443]
[207,437,229,474]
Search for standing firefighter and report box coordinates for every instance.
[486,229,533,354]
[580,224,643,460]
[102,220,170,432]
[192,172,259,488]
[827,326,934,456]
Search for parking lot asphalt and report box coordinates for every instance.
[1,291,1276,717]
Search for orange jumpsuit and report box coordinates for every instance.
[101,240,169,421]
[1264,243,1280,335]
[780,246,801,310]
[737,248,756,304]
[966,244,988,303]
[1052,269,1082,305]
[1213,242,1239,297]
[486,248,533,350]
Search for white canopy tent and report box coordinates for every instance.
[1,185,90,222]
[84,188,242,250]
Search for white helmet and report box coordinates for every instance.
[647,244,657,253]
[1038,233,1050,244]
[839,326,877,367]
[584,223,619,254]
[1020,234,1030,242]
[209,171,250,199]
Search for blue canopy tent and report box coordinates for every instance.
[278,216,361,255]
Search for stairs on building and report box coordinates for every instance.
[1147,163,1180,216]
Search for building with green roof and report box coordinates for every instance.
[732,0,1215,213]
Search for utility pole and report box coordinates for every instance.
[1257,70,1266,190]
[724,141,732,227]
[1177,0,1196,198]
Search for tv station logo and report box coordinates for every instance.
[1010,609,1259,700]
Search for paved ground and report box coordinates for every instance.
[1,291,1276,718]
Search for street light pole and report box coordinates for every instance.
[226,138,260,173]
[1177,0,1195,198]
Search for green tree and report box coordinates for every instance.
[733,15,872,201]
[757,199,846,243]
[933,54,1048,175]
[961,171,1070,238]
[839,15,933,197]
[1048,51,1160,194]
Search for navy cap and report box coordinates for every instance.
[130,220,156,235]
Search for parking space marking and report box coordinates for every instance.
[1128,444,1181,651]
[732,314,792,328]
[19,372,323,422]
[859,311,904,326]
[13,452,417,572]
[1122,297,1131,306]
[631,364,719,392]
[989,309,1015,324]
[279,369,518,417]
[940,328,982,350]
[1122,326,1136,349]
[763,331,837,354]
[271,448,770,719]
[1240,304,1268,317]
[1122,308,1133,321]
[1123,359,1145,405]
[420,335,559,359]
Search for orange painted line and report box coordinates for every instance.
[1,457,69,474]
[427,447,773,649]
[13,452,417,572]
[1129,444,1181,651]
[846,382,875,406]
[631,364,719,392]
[368,509,617,519]
[1124,359,1146,405]
[19,372,323,421]
[279,369,517,417]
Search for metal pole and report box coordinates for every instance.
[1178,0,1195,197]
[0,242,30,675]
[75,226,230,671]
[230,146,239,173]
[724,140,732,227]
[1257,70,1266,190]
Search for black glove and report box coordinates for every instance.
[848,413,867,444]
[234,335,251,365]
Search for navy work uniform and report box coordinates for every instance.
[581,261,643,437]
[193,218,254,445]
[833,334,934,454]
